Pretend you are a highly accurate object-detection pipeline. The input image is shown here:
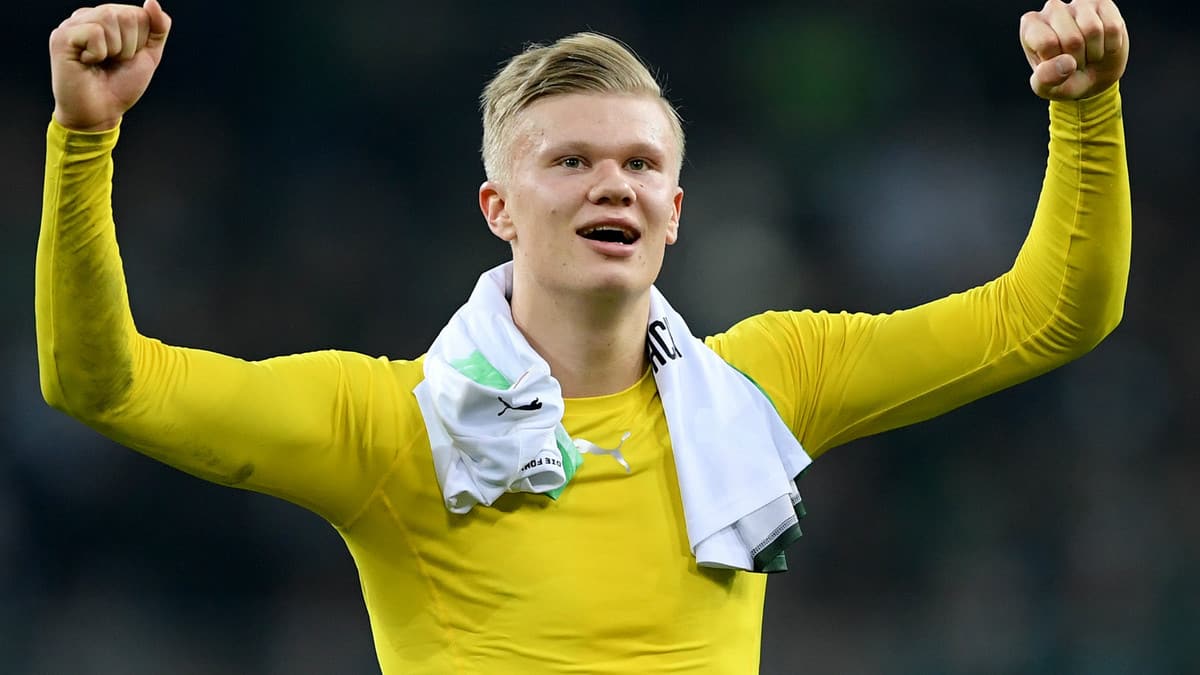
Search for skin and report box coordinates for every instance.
[1020,0,1129,100]
[478,93,684,397]
[47,0,1129,398]
[50,0,171,132]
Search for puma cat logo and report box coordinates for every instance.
[498,396,543,416]
[577,432,632,473]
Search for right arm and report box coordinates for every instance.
[37,2,406,525]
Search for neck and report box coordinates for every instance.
[509,279,650,398]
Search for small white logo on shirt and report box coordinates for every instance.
[576,432,632,473]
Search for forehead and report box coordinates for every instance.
[511,92,677,158]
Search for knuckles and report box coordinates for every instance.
[97,6,119,26]
[60,5,142,31]
[1059,32,1085,53]
[1076,18,1105,40]
[1025,1,1120,58]
[51,4,153,56]
[1024,33,1059,58]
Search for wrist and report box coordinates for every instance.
[52,108,122,133]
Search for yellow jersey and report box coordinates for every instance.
[35,86,1129,673]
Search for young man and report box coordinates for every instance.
[39,0,1130,672]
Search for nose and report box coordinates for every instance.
[587,160,636,206]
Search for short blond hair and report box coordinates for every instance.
[480,32,685,181]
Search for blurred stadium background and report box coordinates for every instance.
[2,1,1196,672]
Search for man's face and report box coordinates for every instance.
[479,92,684,300]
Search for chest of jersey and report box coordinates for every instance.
[353,381,767,672]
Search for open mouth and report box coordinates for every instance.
[577,223,640,245]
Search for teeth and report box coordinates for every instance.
[580,224,637,243]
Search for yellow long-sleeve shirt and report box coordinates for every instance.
[36,86,1129,673]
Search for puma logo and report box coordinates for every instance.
[576,432,632,473]
[498,396,543,416]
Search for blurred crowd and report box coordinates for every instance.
[2,1,1196,673]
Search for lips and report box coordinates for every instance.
[576,220,641,245]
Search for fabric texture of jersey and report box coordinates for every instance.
[36,85,1130,674]
[415,260,811,572]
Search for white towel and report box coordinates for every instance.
[413,263,813,572]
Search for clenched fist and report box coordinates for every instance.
[49,0,172,132]
[1021,0,1128,100]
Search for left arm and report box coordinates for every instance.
[708,0,1131,458]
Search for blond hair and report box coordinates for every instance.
[480,32,685,181]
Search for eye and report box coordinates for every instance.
[627,158,649,171]
[560,157,584,169]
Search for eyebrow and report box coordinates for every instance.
[538,140,667,160]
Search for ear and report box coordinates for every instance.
[479,180,516,242]
[665,186,684,245]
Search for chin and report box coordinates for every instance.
[575,263,657,299]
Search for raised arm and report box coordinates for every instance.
[709,0,1131,458]
[37,2,406,525]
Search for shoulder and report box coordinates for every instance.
[293,348,429,410]
[705,310,816,361]
[705,309,881,361]
[332,350,427,398]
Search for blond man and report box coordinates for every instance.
[39,0,1130,672]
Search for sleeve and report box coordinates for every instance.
[35,119,419,526]
[706,84,1130,460]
